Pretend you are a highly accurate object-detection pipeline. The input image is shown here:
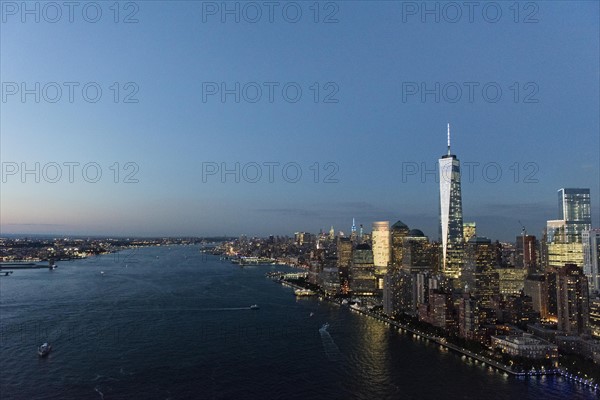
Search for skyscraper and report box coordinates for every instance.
[547,188,591,269]
[439,124,464,279]
[516,234,538,273]
[583,229,600,293]
[556,264,590,335]
[351,218,357,241]
[372,221,391,289]
[463,222,476,243]
[558,188,591,242]
[390,220,410,271]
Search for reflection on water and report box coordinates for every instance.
[0,245,596,400]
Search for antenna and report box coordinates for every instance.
[518,220,528,271]
[447,123,451,155]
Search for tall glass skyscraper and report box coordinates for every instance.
[547,188,591,270]
[439,124,464,279]
[558,188,591,242]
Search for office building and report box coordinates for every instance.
[439,124,464,279]
[556,264,590,335]
[583,229,600,293]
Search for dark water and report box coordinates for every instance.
[0,246,597,399]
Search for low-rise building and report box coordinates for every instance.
[491,334,558,359]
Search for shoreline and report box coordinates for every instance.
[269,275,599,392]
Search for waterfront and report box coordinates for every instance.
[0,246,597,399]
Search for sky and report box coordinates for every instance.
[1,1,599,241]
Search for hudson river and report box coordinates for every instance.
[0,245,597,399]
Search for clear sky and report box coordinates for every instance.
[1,1,599,241]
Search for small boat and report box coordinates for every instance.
[309,312,314,317]
[100,271,105,276]
[250,304,259,310]
[49,264,57,270]
[38,343,52,357]
[319,323,329,332]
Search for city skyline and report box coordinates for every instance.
[2,2,600,398]
[1,2,599,240]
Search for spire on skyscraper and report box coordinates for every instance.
[439,123,464,280]
[447,123,451,156]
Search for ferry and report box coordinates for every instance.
[38,343,52,357]
[294,289,316,296]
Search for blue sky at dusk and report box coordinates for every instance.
[1,1,599,240]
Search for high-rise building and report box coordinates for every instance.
[458,293,480,340]
[547,188,591,270]
[497,267,527,295]
[516,235,538,273]
[372,221,391,289]
[390,220,410,271]
[351,218,357,241]
[558,188,591,242]
[590,298,600,339]
[383,272,399,317]
[464,237,499,308]
[337,237,353,294]
[349,243,377,296]
[583,229,600,293]
[402,229,431,273]
[463,222,476,243]
[439,124,464,279]
[556,264,590,335]
[524,274,548,318]
[294,232,313,245]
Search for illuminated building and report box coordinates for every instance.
[583,229,600,293]
[390,220,410,271]
[402,229,431,273]
[516,235,538,273]
[496,267,527,295]
[547,188,591,270]
[372,221,391,290]
[491,334,558,359]
[463,222,476,243]
[349,243,377,296]
[439,124,464,279]
[337,237,353,294]
[556,264,590,335]
[590,298,600,339]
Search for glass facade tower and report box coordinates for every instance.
[439,124,463,279]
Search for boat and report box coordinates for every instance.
[341,299,349,305]
[294,288,316,296]
[49,264,57,270]
[250,304,259,310]
[38,342,52,357]
[319,323,329,332]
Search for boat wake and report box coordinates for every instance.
[94,386,105,400]
[319,323,342,362]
